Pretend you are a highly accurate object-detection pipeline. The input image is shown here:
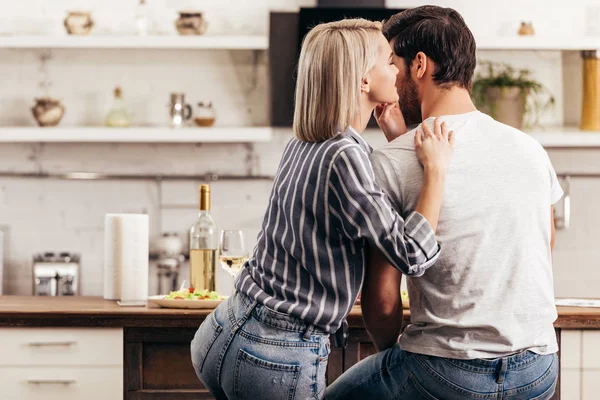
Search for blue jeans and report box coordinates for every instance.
[325,344,558,400]
[191,291,330,400]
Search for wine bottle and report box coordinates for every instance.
[189,184,217,291]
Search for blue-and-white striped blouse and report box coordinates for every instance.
[235,127,440,333]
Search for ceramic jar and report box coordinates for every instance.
[31,98,65,127]
[175,11,207,35]
[64,11,94,35]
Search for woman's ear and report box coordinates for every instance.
[415,51,428,80]
[361,75,371,93]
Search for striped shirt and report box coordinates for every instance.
[235,127,441,334]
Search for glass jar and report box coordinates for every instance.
[194,101,216,127]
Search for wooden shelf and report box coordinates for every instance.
[0,127,273,143]
[0,35,268,50]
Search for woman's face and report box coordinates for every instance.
[364,33,400,104]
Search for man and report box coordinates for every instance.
[325,6,562,400]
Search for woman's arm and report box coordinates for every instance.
[328,119,453,276]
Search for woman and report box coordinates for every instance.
[191,18,454,400]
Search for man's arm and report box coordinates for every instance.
[550,205,556,250]
[362,246,404,351]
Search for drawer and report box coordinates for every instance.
[0,327,122,366]
[0,366,122,400]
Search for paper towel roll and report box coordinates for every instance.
[104,214,149,302]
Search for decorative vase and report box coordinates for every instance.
[31,97,65,127]
[175,11,207,35]
[64,11,94,35]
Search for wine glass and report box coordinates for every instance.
[219,230,249,278]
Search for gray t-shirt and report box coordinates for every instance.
[371,111,563,359]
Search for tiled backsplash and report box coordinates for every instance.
[0,130,291,295]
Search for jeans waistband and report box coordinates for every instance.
[439,350,554,371]
[238,291,328,336]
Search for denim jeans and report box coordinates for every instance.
[191,291,330,400]
[325,344,558,400]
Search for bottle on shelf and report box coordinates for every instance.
[189,184,217,291]
[105,86,132,128]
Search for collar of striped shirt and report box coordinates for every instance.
[341,125,373,154]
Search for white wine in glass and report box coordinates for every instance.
[219,255,249,275]
[219,230,248,277]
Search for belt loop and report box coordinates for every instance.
[232,295,258,332]
[303,324,315,340]
[496,357,508,384]
[244,300,257,320]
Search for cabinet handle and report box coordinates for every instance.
[27,379,76,385]
[26,341,77,347]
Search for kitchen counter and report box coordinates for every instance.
[1,296,589,400]
[0,296,599,329]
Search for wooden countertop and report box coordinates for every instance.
[0,296,211,328]
[0,296,598,329]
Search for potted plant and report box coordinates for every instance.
[471,61,555,129]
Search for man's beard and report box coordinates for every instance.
[398,76,422,128]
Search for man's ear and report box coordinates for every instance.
[361,75,371,93]
[415,51,428,80]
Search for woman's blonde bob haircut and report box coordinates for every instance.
[293,19,383,143]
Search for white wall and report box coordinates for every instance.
[0,0,598,303]
[0,2,598,397]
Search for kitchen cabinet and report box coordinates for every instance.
[0,366,122,400]
[124,326,559,400]
[0,327,123,400]
[124,327,379,399]
[1,296,591,400]
[125,327,212,399]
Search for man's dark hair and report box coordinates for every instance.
[383,6,476,90]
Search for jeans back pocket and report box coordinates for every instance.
[191,312,223,374]
[234,348,301,400]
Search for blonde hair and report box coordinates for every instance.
[293,19,382,142]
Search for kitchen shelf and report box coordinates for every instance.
[0,35,269,50]
[365,126,600,148]
[527,127,600,148]
[0,127,273,143]
[476,36,600,51]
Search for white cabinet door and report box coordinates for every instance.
[0,327,122,366]
[0,366,122,400]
